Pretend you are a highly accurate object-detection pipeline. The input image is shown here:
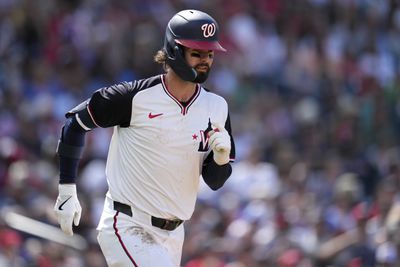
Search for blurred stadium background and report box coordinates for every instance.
[1,0,400,266]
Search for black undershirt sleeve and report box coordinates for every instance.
[59,116,87,184]
[201,153,232,191]
[201,112,235,190]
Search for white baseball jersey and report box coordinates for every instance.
[85,75,235,220]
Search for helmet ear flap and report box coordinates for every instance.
[172,45,182,60]
[165,42,181,61]
[167,46,197,81]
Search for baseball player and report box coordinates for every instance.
[54,9,235,267]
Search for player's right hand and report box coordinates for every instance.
[54,184,82,236]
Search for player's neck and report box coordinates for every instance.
[164,72,197,102]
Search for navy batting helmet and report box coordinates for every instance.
[164,10,226,82]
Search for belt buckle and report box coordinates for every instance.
[163,219,182,231]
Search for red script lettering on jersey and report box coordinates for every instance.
[148,112,163,119]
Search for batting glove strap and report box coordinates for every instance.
[213,148,230,166]
[58,184,78,195]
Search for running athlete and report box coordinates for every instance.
[54,9,235,267]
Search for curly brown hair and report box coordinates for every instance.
[154,49,168,71]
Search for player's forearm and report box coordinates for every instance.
[202,159,232,190]
[59,157,80,184]
[57,117,88,184]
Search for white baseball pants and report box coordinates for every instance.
[97,196,184,267]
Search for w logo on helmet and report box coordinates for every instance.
[201,23,216,38]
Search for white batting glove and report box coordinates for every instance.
[208,123,231,165]
[54,184,82,236]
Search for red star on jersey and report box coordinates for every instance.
[192,133,198,140]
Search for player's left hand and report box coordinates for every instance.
[208,122,231,165]
[54,184,82,236]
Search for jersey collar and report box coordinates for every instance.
[161,74,201,115]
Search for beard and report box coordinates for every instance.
[192,64,210,83]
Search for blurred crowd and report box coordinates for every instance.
[1,0,400,266]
